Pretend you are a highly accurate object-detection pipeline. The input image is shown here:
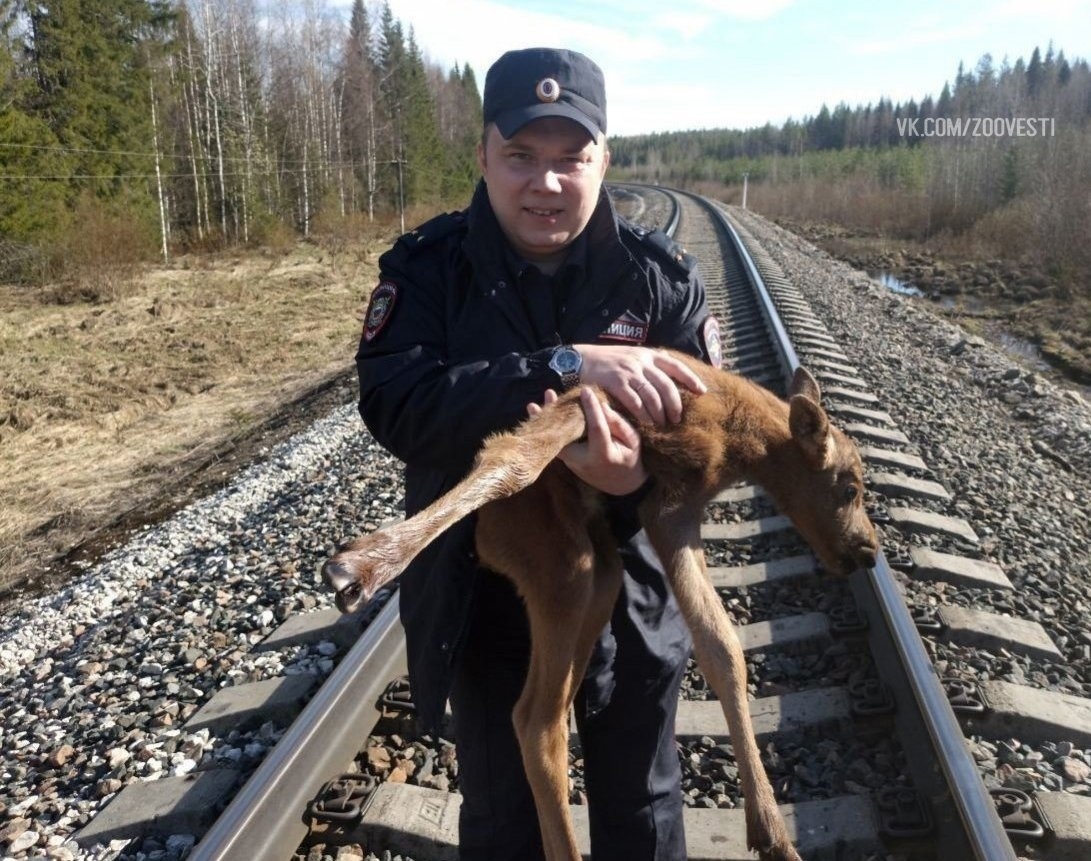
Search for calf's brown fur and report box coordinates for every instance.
[324,351,879,861]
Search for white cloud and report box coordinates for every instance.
[850,21,984,56]
[648,12,717,40]
[385,0,677,83]
[992,0,1091,22]
[693,0,796,21]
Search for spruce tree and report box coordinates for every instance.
[402,29,443,206]
[339,0,379,217]
[0,3,70,251]
[24,0,170,198]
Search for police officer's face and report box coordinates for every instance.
[477,117,610,264]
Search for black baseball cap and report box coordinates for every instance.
[483,47,607,140]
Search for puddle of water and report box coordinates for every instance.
[985,324,1090,400]
[993,329,1051,372]
[870,271,923,297]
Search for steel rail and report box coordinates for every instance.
[190,594,407,861]
[699,198,800,379]
[192,185,1014,861]
[662,189,681,236]
[607,181,679,235]
[695,192,1015,861]
[865,557,1018,861]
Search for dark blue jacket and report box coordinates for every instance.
[355,181,712,729]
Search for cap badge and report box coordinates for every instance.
[535,77,561,103]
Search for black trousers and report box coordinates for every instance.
[450,552,691,861]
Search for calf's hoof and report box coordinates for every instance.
[759,844,802,861]
[748,805,802,861]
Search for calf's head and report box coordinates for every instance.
[776,367,880,575]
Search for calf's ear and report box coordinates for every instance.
[789,393,832,470]
[789,366,822,402]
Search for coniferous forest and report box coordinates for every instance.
[610,47,1091,285]
[0,0,482,279]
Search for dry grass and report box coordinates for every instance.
[0,230,394,592]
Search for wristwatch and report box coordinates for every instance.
[548,345,583,391]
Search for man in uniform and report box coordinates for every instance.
[355,46,721,861]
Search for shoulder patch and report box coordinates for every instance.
[395,211,465,253]
[363,281,398,342]
[637,228,697,277]
[701,316,723,369]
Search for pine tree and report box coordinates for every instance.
[402,29,443,205]
[936,83,953,117]
[1027,47,1045,99]
[376,2,408,214]
[375,6,444,216]
[1058,52,1072,86]
[444,63,482,198]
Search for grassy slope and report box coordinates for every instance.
[0,239,382,593]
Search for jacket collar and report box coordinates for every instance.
[462,181,637,345]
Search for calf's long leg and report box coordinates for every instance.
[324,393,589,612]
[642,503,802,861]
[476,480,624,861]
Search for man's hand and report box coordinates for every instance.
[527,388,647,496]
[574,344,706,426]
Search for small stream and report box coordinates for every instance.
[869,270,923,297]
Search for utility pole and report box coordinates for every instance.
[742,172,749,210]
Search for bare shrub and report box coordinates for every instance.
[174,225,231,255]
[949,200,1034,260]
[0,239,49,285]
[249,216,298,256]
[309,203,437,259]
[45,197,156,303]
[740,177,932,239]
[309,208,380,261]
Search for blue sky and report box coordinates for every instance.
[369,0,1091,135]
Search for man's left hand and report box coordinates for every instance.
[527,388,647,496]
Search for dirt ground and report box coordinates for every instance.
[0,238,383,600]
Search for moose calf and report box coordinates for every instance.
[325,352,879,861]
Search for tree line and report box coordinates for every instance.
[609,46,1091,282]
[0,0,482,277]
[4,9,1088,287]
[610,45,1089,170]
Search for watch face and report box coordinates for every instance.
[553,349,579,373]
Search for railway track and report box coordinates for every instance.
[4,186,1088,861]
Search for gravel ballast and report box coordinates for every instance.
[1,405,402,860]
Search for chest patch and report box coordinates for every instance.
[701,315,723,369]
[363,281,398,342]
[601,311,649,344]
